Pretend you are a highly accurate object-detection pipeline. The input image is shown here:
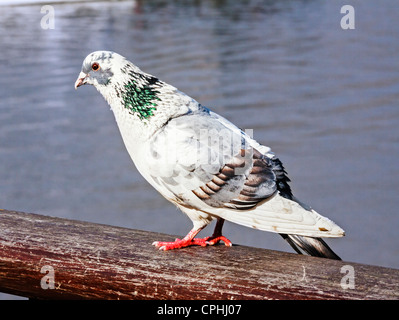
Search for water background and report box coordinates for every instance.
[1,0,398,298]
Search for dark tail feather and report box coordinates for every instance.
[280,234,341,260]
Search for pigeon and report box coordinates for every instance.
[75,51,345,259]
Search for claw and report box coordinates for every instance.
[152,220,232,251]
[205,235,232,246]
[152,235,232,251]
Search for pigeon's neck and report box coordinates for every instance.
[98,68,200,142]
[116,70,162,121]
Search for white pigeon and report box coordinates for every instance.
[75,51,345,259]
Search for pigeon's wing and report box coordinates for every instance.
[145,111,270,205]
[146,111,344,238]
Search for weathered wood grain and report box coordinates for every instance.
[0,209,398,299]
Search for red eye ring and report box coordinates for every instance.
[92,62,100,71]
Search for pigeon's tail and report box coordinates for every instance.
[280,234,342,260]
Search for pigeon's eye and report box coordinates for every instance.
[92,63,100,71]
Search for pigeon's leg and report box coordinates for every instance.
[152,219,232,250]
[152,227,205,251]
[197,218,232,247]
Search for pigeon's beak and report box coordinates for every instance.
[74,72,89,90]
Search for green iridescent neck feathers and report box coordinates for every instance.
[120,74,161,120]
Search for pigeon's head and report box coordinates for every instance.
[75,51,165,121]
[74,51,128,90]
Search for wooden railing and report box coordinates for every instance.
[0,209,398,299]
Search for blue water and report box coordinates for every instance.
[1,0,398,298]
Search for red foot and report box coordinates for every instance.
[202,235,232,247]
[152,236,232,251]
